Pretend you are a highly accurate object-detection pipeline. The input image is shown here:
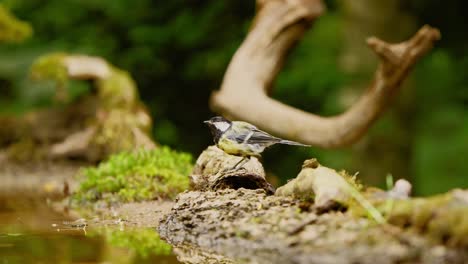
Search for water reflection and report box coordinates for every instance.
[0,197,181,263]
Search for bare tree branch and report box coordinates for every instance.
[63,55,111,79]
[26,53,155,161]
[210,0,440,148]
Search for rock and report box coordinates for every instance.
[159,188,468,264]
[276,159,353,210]
[190,146,274,194]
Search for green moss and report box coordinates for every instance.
[74,147,193,203]
[335,171,387,223]
[339,170,363,191]
[0,4,32,43]
[6,137,44,162]
[27,53,142,108]
[28,53,141,108]
[97,67,139,110]
[382,190,468,246]
[29,53,69,101]
[91,109,149,155]
[23,53,156,162]
[29,53,68,84]
[93,227,172,258]
[347,185,386,224]
[348,189,468,247]
[90,67,151,156]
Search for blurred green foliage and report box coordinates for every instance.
[74,147,192,203]
[0,1,467,195]
[412,51,468,194]
[0,4,32,43]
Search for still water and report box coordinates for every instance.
[0,197,181,264]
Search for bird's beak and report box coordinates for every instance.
[203,120,211,124]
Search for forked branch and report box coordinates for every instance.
[210,0,440,148]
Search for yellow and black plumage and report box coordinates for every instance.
[204,116,309,159]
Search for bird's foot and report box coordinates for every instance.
[220,167,247,175]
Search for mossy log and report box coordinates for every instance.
[160,188,468,264]
[0,53,155,162]
[160,158,468,263]
[384,189,468,247]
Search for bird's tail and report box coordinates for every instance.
[279,139,310,147]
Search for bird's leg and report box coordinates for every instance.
[218,156,249,176]
[231,156,249,170]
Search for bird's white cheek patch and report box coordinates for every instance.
[214,122,230,132]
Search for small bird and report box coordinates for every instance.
[204,116,309,168]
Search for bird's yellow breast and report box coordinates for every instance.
[217,136,262,157]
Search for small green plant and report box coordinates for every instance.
[74,147,193,203]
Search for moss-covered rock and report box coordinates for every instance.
[160,188,468,264]
[190,146,274,194]
[29,53,68,84]
[29,53,69,101]
[73,147,193,204]
[2,53,156,162]
[276,159,355,207]
[381,189,468,247]
[275,159,384,223]
[96,67,138,110]
[29,53,141,110]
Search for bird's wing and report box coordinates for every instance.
[230,122,281,145]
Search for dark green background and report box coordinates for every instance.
[1,0,467,195]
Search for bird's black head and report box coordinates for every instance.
[204,116,232,144]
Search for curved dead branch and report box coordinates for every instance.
[63,55,112,79]
[47,55,155,159]
[210,0,440,148]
